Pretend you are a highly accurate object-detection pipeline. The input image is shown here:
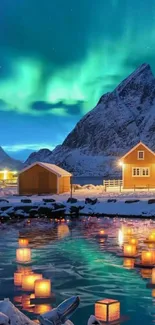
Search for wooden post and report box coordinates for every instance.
[70,175,73,199]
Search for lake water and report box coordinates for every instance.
[0,217,155,325]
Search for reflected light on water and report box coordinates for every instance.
[140,269,152,279]
[118,230,123,247]
[123,258,134,269]
[57,224,70,239]
[34,304,52,314]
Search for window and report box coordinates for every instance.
[138,151,144,160]
[132,167,150,177]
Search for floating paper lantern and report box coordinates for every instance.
[34,304,52,314]
[148,234,155,243]
[122,226,133,236]
[123,244,137,257]
[95,299,120,323]
[34,279,51,298]
[19,238,29,247]
[123,258,134,269]
[16,248,31,263]
[141,251,155,265]
[129,238,138,246]
[22,273,42,291]
[100,230,105,235]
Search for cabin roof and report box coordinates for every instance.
[19,162,72,177]
[121,141,155,159]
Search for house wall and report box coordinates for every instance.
[58,176,71,193]
[122,144,155,189]
[18,165,57,195]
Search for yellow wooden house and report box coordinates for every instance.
[120,141,155,189]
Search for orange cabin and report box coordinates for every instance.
[120,142,155,189]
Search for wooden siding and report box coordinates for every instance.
[18,164,57,195]
[58,176,71,193]
[122,143,155,189]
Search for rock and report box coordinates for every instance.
[53,203,66,210]
[85,198,98,205]
[67,197,78,203]
[125,200,140,203]
[38,206,53,216]
[148,199,155,204]
[70,206,81,214]
[29,209,39,217]
[21,199,32,203]
[107,199,117,203]
[0,199,9,203]
[43,198,56,203]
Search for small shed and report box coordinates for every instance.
[18,162,72,195]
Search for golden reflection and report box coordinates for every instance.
[22,273,43,291]
[152,268,155,284]
[16,248,31,263]
[123,258,134,269]
[141,268,152,279]
[14,266,32,286]
[34,304,52,314]
[57,224,70,239]
[152,290,155,297]
[118,229,123,246]
[18,238,29,247]
[129,238,138,246]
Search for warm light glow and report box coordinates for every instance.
[118,229,123,246]
[129,238,138,246]
[3,169,8,180]
[124,244,137,257]
[148,234,155,243]
[34,279,51,298]
[57,224,70,239]
[95,299,120,323]
[100,230,105,235]
[123,258,134,269]
[34,304,52,314]
[152,290,155,298]
[19,238,29,247]
[16,248,31,263]
[22,273,43,291]
[119,161,124,167]
[122,226,133,237]
[141,251,155,265]
[141,269,152,279]
[152,268,155,284]
[14,272,23,286]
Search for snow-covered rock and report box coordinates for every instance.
[25,63,155,176]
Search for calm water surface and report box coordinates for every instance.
[0,217,155,325]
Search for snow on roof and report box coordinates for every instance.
[121,141,155,159]
[19,162,72,177]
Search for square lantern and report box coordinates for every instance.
[19,238,29,247]
[152,268,155,284]
[129,238,138,246]
[148,234,155,243]
[16,248,31,263]
[95,299,120,323]
[123,244,137,257]
[34,279,51,298]
[141,251,155,265]
[22,273,43,291]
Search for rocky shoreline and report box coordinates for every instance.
[0,196,155,221]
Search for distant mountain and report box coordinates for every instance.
[0,147,23,170]
[25,63,155,177]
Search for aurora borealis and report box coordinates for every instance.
[1,0,155,160]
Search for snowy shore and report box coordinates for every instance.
[0,185,155,218]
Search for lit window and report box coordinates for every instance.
[138,151,144,160]
[132,167,150,177]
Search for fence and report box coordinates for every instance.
[103,179,123,192]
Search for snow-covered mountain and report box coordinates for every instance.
[25,63,155,176]
[0,147,22,170]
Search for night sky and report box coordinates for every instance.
[1,0,155,161]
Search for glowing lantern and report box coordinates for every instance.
[123,244,137,257]
[95,299,120,323]
[141,251,155,265]
[148,234,155,243]
[22,273,43,291]
[19,238,29,247]
[34,304,52,314]
[57,224,70,239]
[100,230,105,235]
[34,279,51,298]
[14,272,23,286]
[129,238,138,246]
[122,226,133,236]
[123,258,134,269]
[16,248,31,263]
